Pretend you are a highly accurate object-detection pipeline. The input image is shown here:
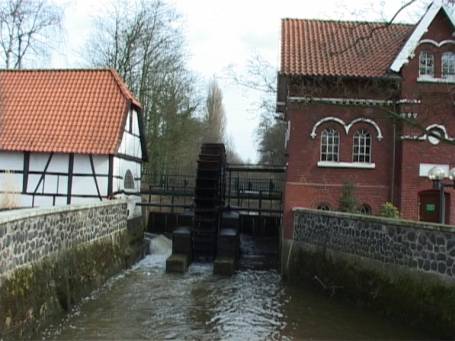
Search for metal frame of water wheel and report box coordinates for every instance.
[192,143,226,261]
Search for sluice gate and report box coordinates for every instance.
[141,143,284,275]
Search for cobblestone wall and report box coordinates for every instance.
[0,201,127,277]
[293,208,455,279]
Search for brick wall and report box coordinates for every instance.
[282,10,455,232]
[397,10,455,222]
[282,102,396,238]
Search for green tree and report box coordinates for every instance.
[339,182,359,213]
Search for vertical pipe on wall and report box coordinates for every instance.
[440,183,446,225]
[391,119,396,203]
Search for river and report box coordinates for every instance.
[43,236,428,340]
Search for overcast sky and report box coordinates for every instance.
[51,0,429,162]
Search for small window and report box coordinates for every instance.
[124,170,135,190]
[419,51,434,77]
[317,203,331,211]
[442,52,455,79]
[321,129,340,162]
[353,129,371,163]
[359,204,372,215]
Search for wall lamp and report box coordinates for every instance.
[427,166,455,224]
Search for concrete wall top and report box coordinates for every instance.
[0,200,127,225]
[292,207,455,234]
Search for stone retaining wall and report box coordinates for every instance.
[0,201,143,340]
[293,208,455,279]
[0,201,127,277]
[283,208,455,338]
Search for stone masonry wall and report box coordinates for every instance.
[0,200,133,340]
[293,208,455,279]
[0,200,127,278]
[288,208,455,337]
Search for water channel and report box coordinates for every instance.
[44,237,428,340]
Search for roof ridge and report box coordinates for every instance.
[0,68,113,72]
[282,17,415,27]
[108,68,142,110]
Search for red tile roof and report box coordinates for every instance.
[0,69,141,155]
[281,19,415,78]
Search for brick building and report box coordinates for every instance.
[278,1,455,237]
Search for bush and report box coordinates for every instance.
[339,182,359,213]
[379,202,400,218]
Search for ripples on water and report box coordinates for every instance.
[43,237,427,340]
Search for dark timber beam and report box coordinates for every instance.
[89,154,103,201]
[22,152,30,193]
[33,152,54,194]
[67,153,74,204]
[108,155,114,198]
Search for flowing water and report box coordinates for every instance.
[43,236,429,340]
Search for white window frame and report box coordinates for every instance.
[419,51,434,77]
[320,128,339,162]
[442,52,455,79]
[352,129,372,163]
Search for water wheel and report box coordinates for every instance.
[192,143,226,261]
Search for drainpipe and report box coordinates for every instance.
[391,118,396,203]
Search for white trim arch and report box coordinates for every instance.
[310,117,383,141]
[418,39,455,48]
[391,2,455,72]
[401,124,455,143]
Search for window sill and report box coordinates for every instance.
[417,76,455,84]
[317,161,376,169]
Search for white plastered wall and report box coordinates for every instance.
[0,151,110,208]
[0,151,24,208]
[114,108,143,218]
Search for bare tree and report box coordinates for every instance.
[87,0,204,176]
[203,79,226,143]
[225,135,243,163]
[228,55,287,165]
[0,0,62,69]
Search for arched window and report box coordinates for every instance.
[321,129,339,162]
[419,51,434,77]
[442,52,455,79]
[353,129,371,163]
[359,204,372,215]
[124,170,135,190]
[317,203,331,211]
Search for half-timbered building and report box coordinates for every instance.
[0,69,147,217]
[278,1,455,237]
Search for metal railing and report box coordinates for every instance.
[140,168,284,216]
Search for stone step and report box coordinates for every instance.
[166,253,190,273]
[214,256,236,276]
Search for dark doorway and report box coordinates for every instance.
[419,190,450,224]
